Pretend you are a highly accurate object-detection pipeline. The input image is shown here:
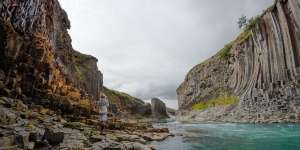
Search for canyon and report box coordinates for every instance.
[2,0,300,149]
[0,0,172,149]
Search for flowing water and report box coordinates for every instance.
[153,121,300,150]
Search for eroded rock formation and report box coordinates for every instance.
[0,0,172,149]
[177,0,300,123]
[103,87,152,118]
[151,98,169,119]
[0,0,102,116]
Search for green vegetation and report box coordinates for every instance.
[74,65,85,81]
[72,51,91,63]
[234,30,252,44]
[111,89,136,101]
[192,94,239,111]
[219,14,262,60]
[103,87,141,103]
[72,51,93,81]
[26,123,36,130]
[218,3,274,60]
[244,16,261,32]
[219,43,233,59]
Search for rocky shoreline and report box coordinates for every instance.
[176,106,300,123]
[0,97,174,150]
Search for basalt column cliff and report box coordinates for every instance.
[177,0,300,123]
[0,0,103,115]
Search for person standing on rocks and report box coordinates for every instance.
[97,93,109,135]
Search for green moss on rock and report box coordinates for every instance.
[219,44,233,59]
[192,94,239,111]
[103,87,143,103]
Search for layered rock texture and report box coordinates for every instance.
[0,0,164,119]
[103,87,152,118]
[0,0,103,116]
[0,97,172,149]
[177,0,300,123]
[0,0,173,149]
[151,98,169,119]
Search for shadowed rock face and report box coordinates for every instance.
[177,0,300,122]
[0,0,102,116]
[151,98,169,119]
[103,87,152,118]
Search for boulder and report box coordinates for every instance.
[29,128,45,143]
[124,142,152,150]
[91,139,125,150]
[59,128,89,149]
[44,127,64,145]
[0,106,18,125]
[15,130,30,149]
[0,70,5,81]
[0,81,5,90]
[0,130,16,148]
[15,100,28,112]
[0,97,14,108]
[151,98,169,119]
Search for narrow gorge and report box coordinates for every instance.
[177,0,300,123]
[0,0,172,149]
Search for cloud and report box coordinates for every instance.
[58,0,273,107]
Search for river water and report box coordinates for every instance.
[153,121,300,150]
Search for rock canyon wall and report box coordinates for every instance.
[0,0,158,119]
[177,0,300,123]
[0,0,103,116]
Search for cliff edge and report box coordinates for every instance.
[177,0,300,123]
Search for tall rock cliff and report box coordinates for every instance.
[151,98,169,119]
[177,0,300,123]
[0,0,103,116]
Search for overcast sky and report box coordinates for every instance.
[58,0,273,109]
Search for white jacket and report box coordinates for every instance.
[97,98,109,114]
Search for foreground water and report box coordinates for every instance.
[153,121,300,150]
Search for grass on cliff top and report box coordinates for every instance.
[192,94,239,111]
[219,43,233,60]
[103,87,143,104]
[73,50,91,60]
[218,13,263,60]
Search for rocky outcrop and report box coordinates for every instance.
[0,97,172,149]
[0,0,102,116]
[151,98,169,119]
[103,87,152,118]
[177,0,300,123]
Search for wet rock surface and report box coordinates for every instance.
[0,97,173,149]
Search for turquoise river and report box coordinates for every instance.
[153,121,300,150]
